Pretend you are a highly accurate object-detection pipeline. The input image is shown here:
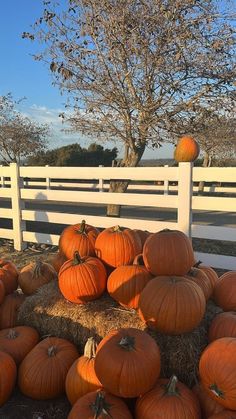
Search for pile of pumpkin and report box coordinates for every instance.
[0,222,236,418]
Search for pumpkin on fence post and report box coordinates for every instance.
[174,135,200,162]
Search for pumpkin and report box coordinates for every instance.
[213,272,236,311]
[174,135,200,162]
[208,312,236,342]
[0,292,25,330]
[193,382,225,419]
[18,260,57,295]
[49,251,67,273]
[135,375,201,419]
[138,276,206,334]
[0,351,17,407]
[143,229,195,276]
[68,390,133,419]
[107,254,152,309]
[0,280,5,305]
[0,259,18,294]
[66,337,102,405]
[0,326,39,365]
[18,336,79,400]
[94,327,161,398]
[194,261,219,293]
[185,267,212,300]
[208,411,236,418]
[59,220,99,259]
[199,337,236,410]
[59,252,107,304]
[95,226,142,268]
[133,229,150,249]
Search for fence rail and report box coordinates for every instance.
[0,163,235,270]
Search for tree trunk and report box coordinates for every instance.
[106,144,145,217]
[198,151,211,194]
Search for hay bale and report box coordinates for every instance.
[17,282,223,387]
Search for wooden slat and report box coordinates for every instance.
[0,229,13,239]
[192,196,236,211]
[193,167,236,182]
[194,252,236,270]
[192,224,236,242]
[0,189,12,198]
[22,231,60,246]
[0,209,13,219]
[20,189,178,208]
[0,167,12,177]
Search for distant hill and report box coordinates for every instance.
[139,158,175,167]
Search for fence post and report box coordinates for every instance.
[98,165,104,192]
[45,165,50,190]
[177,162,193,237]
[10,163,27,251]
[164,164,169,195]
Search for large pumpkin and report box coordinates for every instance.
[95,226,142,267]
[0,292,25,330]
[213,272,236,311]
[143,229,195,276]
[135,375,201,419]
[18,336,79,400]
[94,328,161,398]
[209,312,236,342]
[65,337,102,405]
[0,351,17,407]
[0,280,5,305]
[0,326,39,365]
[0,259,18,295]
[185,267,213,300]
[68,390,133,419]
[193,382,225,419]
[199,337,236,410]
[59,252,107,304]
[59,220,99,259]
[18,260,57,295]
[107,254,152,309]
[174,135,200,162]
[138,276,206,334]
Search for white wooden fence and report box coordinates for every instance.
[0,163,235,270]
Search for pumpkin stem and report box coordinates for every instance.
[165,375,179,395]
[33,260,43,278]
[194,260,202,268]
[160,228,171,233]
[79,220,86,234]
[187,268,197,277]
[209,383,225,399]
[118,335,135,351]
[73,251,83,265]
[7,329,19,339]
[133,254,144,266]
[91,391,112,419]
[84,337,97,359]
[48,345,57,357]
[113,225,122,232]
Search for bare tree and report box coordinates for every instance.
[23,0,236,215]
[0,94,49,165]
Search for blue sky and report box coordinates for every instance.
[0,0,177,159]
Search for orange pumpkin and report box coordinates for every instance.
[0,326,39,365]
[208,410,236,418]
[193,382,225,419]
[138,276,206,334]
[66,337,102,405]
[194,261,219,295]
[49,251,67,273]
[0,292,25,330]
[185,267,213,300]
[133,229,150,249]
[199,337,236,410]
[0,279,5,305]
[59,252,107,304]
[95,226,142,268]
[107,254,152,309]
[18,260,57,295]
[135,375,201,419]
[0,259,18,294]
[214,272,236,311]
[143,229,194,276]
[18,336,79,400]
[208,312,236,342]
[68,390,133,419]
[59,220,99,259]
[95,328,161,398]
[0,351,17,407]
[174,135,200,162]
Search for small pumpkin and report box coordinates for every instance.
[0,292,25,330]
[193,382,225,419]
[0,279,5,305]
[208,312,236,342]
[95,226,142,268]
[174,135,200,162]
[18,336,79,400]
[107,254,152,309]
[185,267,212,300]
[65,337,102,405]
[138,276,206,334]
[0,259,18,294]
[68,390,133,419]
[0,326,39,365]
[199,337,236,410]
[49,251,67,273]
[0,351,17,407]
[213,272,236,311]
[135,375,201,419]
[18,259,57,295]
[59,220,99,259]
[94,327,161,398]
[59,252,107,304]
[143,229,195,276]
[133,229,151,249]
[194,261,219,295]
